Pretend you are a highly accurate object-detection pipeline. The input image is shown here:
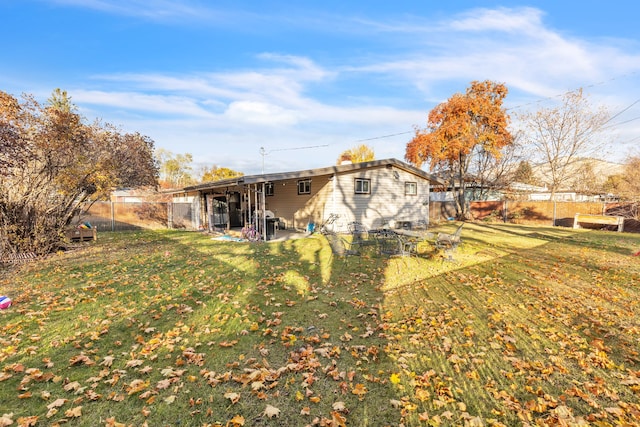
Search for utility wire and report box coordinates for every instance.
[259,73,638,166]
[354,130,413,142]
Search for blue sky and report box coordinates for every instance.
[2,1,639,175]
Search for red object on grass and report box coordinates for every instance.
[634,250,640,257]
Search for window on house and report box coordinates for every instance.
[297,179,311,195]
[265,182,274,196]
[354,178,371,194]
[405,182,417,196]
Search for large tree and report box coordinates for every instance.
[200,165,244,183]
[0,90,158,255]
[517,89,609,200]
[405,80,513,218]
[336,144,375,165]
[155,148,194,188]
[607,155,640,201]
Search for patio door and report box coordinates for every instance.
[206,194,228,229]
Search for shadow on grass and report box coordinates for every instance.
[3,225,640,425]
[0,230,402,426]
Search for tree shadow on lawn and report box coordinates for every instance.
[0,230,403,426]
[378,228,640,426]
[3,227,640,426]
[465,222,640,258]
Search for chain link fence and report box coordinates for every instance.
[73,202,198,231]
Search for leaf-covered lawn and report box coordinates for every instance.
[1,224,639,426]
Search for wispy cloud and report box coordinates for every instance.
[73,90,215,117]
[30,3,640,171]
[45,0,223,21]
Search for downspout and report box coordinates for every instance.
[332,174,336,215]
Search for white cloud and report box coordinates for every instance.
[41,4,640,172]
[47,0,217,21]
[73,90,214,118]
[224,101,300,126]
[449,7,545,34]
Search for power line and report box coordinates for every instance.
[260,144,330,173]
[506,70,640,112]
[354,130,413,142]
[268,144,329,153]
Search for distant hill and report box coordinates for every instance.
[530,158,624,191]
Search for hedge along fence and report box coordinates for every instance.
[467,200,640,232]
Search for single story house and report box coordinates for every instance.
[171,158,444,238]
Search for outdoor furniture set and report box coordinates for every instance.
[322,219,464,263]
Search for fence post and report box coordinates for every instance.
[552,201,557,227]
[503,199,508,223]
[167,202,173,229]
[111,202,115,231]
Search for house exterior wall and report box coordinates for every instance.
[260,176,333,231]
[256,166,431,232]
[172,161,433,233]
[328,165,430,231]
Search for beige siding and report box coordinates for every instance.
[326,166,429,231]
[262,175,333,231]
[258,166,431,232]
[178,161,432,232]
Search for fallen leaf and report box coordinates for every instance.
[331,411,347,427]
[263,405,280,418]
[69,353,94,366]
[46,399,67,410]
[0,414,13,427]
[125,359,143,368]
[229,414,245,426]
[100,356,114,367]
[351,383,367,400]
[16,416,38,427]
[332,401,346,411]
[65,406,82,418]
[224,392,240,404]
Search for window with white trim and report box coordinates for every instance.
[265,182,274,196]
[354,178,371,194]
[297,179,311,195]
[405,181,417,196]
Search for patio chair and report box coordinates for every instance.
[324,231,362,274]
[325,231,361,256]
[347,221,376,247]
[435,223,464,261]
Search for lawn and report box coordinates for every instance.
[1,223,639,426]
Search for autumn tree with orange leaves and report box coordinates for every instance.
[0,90,158,255]
[405,80,513,219]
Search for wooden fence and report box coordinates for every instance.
[442,201,640,232]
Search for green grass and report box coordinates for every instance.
[1,224,639,426]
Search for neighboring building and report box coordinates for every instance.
[172,158,443,235]
[110,188,146,203]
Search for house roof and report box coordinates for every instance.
[179,158,445,192]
